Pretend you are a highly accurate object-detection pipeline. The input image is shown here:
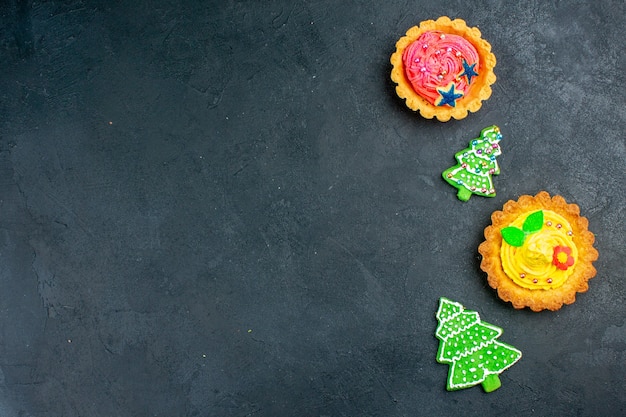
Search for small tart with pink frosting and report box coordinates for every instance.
[478,192,598,312]
[390,16,496,121]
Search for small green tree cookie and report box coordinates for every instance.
[435,297,522,392]
[442,125,503,201]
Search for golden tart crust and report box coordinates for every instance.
[478,191,598,311]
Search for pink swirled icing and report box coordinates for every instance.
[402,31,480,106]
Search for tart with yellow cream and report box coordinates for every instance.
[478,192,598,311]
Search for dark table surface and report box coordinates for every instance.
[1,1,625,416]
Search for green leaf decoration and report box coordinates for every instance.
[522,210,544,233]
[501,227,525,247]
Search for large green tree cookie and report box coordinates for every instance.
[442,125,502,201]
[435,297,522,392]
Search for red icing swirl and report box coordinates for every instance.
[402,31,480,106]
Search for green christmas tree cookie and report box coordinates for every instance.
[435,297,522,392]
[442,125,503,201]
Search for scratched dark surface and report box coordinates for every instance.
[0,0,625,416]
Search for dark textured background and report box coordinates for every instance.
[1,1,624,416]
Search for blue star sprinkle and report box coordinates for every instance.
[460,59,479,84]
[437,84,463,107]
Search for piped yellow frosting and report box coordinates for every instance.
[501,210,577,290]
